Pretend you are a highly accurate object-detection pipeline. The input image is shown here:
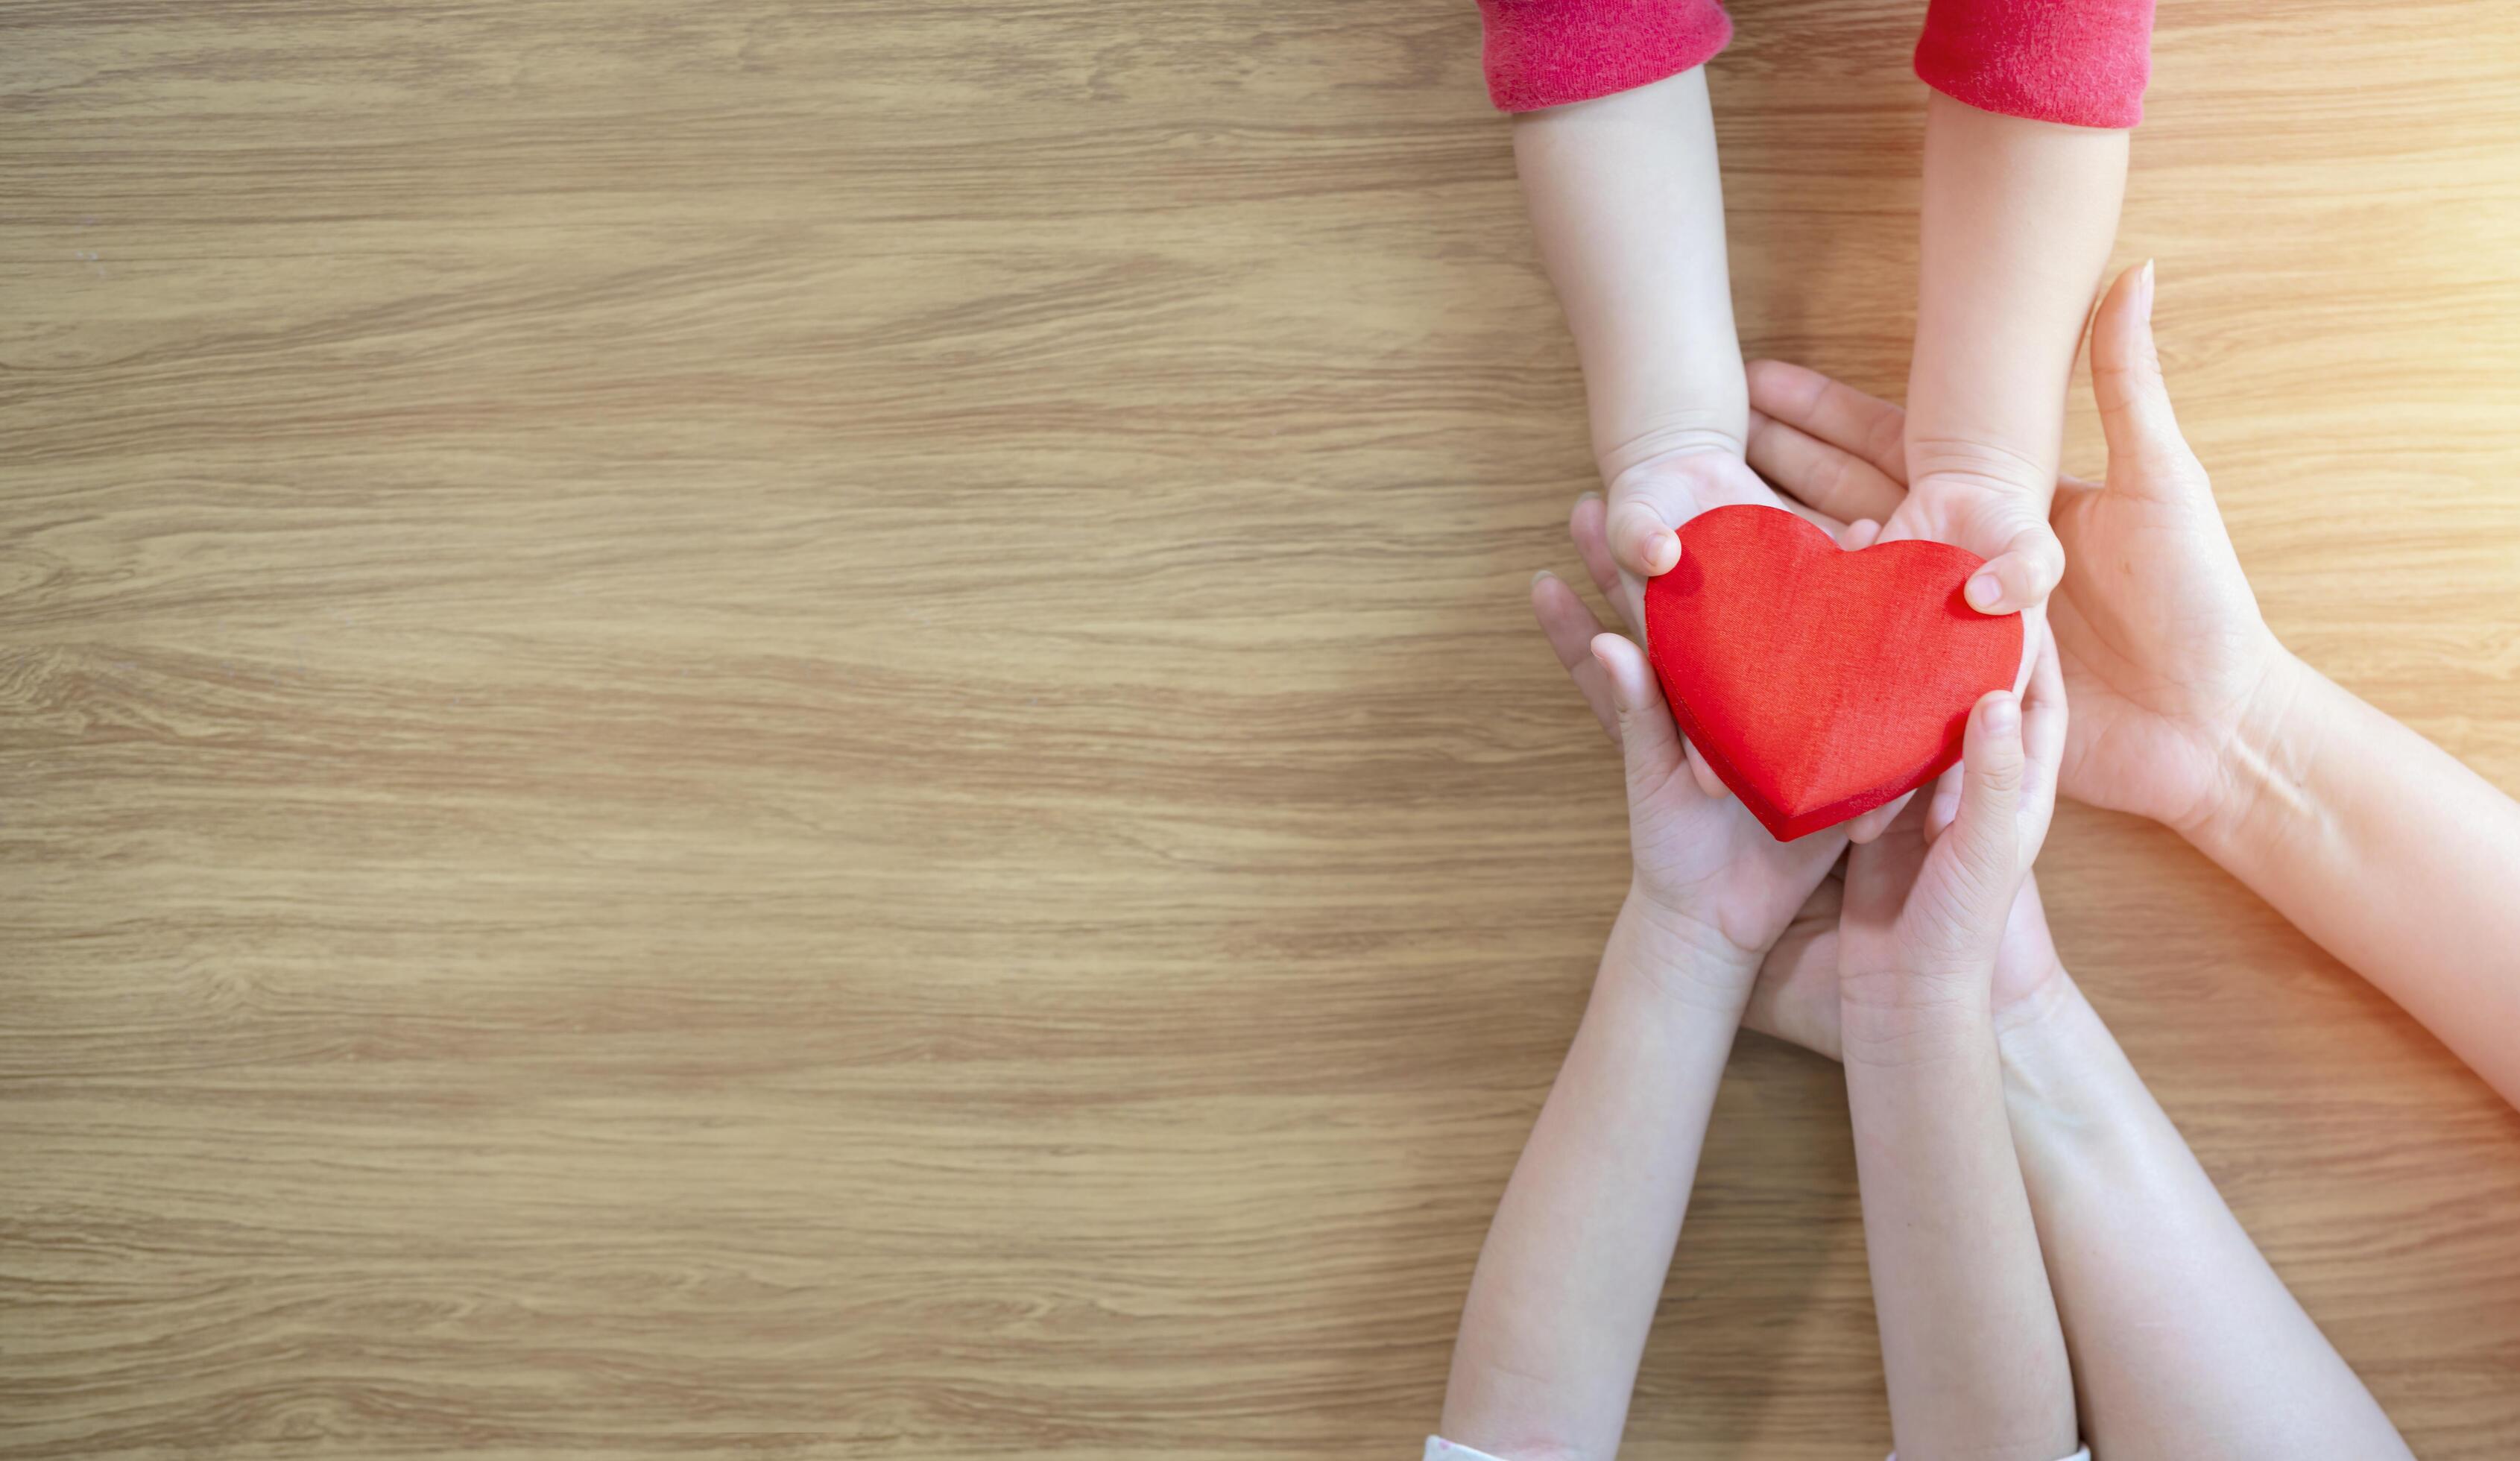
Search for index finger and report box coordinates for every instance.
[1745,361,1911,484]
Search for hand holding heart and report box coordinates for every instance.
[1599,444,1789,627]
[1532,546,1845,989]
[1534,502,2063,1028]
[1834,637,2067,1032]
[1644,505,2023,842]
[1532,262,2265,1031]
[1745,262,2291,836]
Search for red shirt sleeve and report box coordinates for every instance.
[1476,0,1732,113]
[1913,0,2155,128]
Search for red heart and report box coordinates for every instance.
[1643,505,2023,842]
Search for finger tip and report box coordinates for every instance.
[1976,690,2022,739]
[1589,632,1640,681]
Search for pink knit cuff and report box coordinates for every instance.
[1477,0,1733,113]
[1913,0,2154,129]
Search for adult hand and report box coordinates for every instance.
[1834,638,2068,1038]
[1746,262,2292,835]
[1532,498,1846,992]
[1744,871,2071,1065]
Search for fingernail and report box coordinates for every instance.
[1531,569,1554,588]
[1576,490,1601,505]
[1983,694,2020,736]
[1655,537,1681,572]
[2138,259,2156,323]
[1966,572,2003,611]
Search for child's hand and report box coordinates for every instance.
[1600,445,1781,625]
[1882,448,2065,622]
[1746,262,2292,836]
[1834,637,2067,1033]
[1533,506,1845,989]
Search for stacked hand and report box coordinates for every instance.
[1535,262,2289,1050]
[1745,262,2293,838]
[1532,499,1844,1000]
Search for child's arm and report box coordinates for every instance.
[1897,93,2127,615]
[1510,67,1780,615]
[1887,0,2153,617]
[1443,565,1847,1458]
[1834,662,2079,1461]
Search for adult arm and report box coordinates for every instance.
[1437,897,1754,1460]
[1745,262,2520,1114]
[1835,675,2079,1461]
[2191,658,2520,1109]
[1749,880,2414,1459]
[2000,965,2415,1457]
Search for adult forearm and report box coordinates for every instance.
[1907,93,2126,496]
[2191,653,2520,1108]
[1842,1002,2077,1461]
[1996,972,2410,1458]
[1512,66,1745,481]
[1440,896,1753,1461]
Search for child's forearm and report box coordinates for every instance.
[1997,972,2413,1457]
[2190,652,2520,1108]
[1842,999,2077,1461]
[1512,66,1745,483]
[1440,894,1754,1461]
[1907,93,2126,499]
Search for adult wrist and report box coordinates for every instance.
[1989,961,2085,1074]
[1989,973,2164,1178]
[1837,980,1996,1069]
[1612,885,1763,1014]
[2183,646,2324,860]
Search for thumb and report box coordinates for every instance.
[2090,261,2204,497]
[1932,690,2027,927]
[1963,514,2064,616]
[1589,633,1686,795]
[1608,496,1682,578]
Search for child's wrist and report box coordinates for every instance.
[1594,413,1748,493]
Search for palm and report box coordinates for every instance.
[1884,472,2043,566]
[1747,874,2066,1064]
[2049,480,2276,830]
[1616,449,1781,523]
[1628,755,1845,962]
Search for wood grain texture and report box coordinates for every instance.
[4,1,2517,1456]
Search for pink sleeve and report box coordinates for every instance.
[1476,0,1732,113]
[1913,0,2155,128]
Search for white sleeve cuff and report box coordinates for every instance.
[1430,1439,2091,1461]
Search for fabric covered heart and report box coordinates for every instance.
[1643,505,2024,842]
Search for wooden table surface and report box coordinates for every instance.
[6,2,2518,1457]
